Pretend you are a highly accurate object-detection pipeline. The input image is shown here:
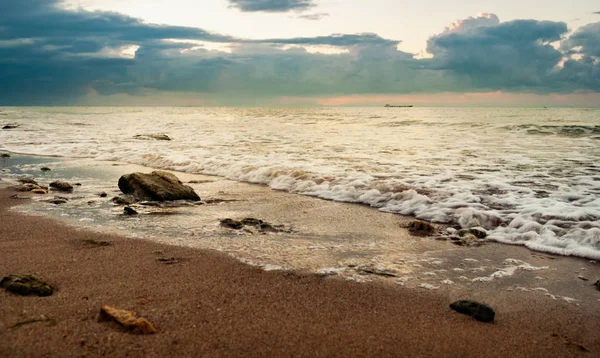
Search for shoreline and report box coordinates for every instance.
[1,188,599,356]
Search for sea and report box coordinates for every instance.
[1,106,599,260]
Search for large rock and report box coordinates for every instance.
[118,171,200,202]
[450,300,495,322]
[49,181,73,192]
[1,274,53,296]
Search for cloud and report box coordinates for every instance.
[0,3,599,105]
[425,18,574,92]
[444,13,500,33]
[228,0,315,13]
[297,13,329,20]
[256,33,400,47]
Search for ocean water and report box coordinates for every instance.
[1,106,599,259]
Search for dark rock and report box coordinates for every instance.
[74,183,82,186]
[0,153,10,158]
[99,192,108,198]
[11,184,41,192]
[157,257,180,265]
[220,218,244,229]
[450,300,495,322]
[2,124,18,129]
[457,228,487,239]
[40,167,51,172]
[133,134,171,141]
[78,239,112,247]
[1,274,53,296]
[42,196,68,205]
[407,220,436,235]
[240,218,264,226]
[31,189,47,194]
[17,178,39,186]
[49,181,73,192]
[118,171,200,202]
[124,206,138,215]
[10,194,30,200]
[595,280,600,291]
[110,195,137,205]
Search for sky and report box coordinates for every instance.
[1,0,599,106]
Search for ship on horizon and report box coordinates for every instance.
[384,104,413,108]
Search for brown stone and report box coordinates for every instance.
[118,171,200,202]
[98,305,157,334]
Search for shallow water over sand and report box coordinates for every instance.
[1,106,599,259]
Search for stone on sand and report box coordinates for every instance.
[118,171,200,202]
[49,181,73,192]
[450,300,495,323]
[99,305,157,334]
[1,274,54,296]
[407,220,436,235]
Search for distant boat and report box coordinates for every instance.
[385,104,413,108]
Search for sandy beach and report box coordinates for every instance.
[1,186,599,357]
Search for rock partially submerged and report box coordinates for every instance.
[133,134,171,141]
[450,300,495,323]
[118,171,200,202]
[17,178,39,186]
[220,217,291,233]
[1,274,54,296]
[0,153,10,158]
[110,195,137,205]
[49,181,73,192]
[457,227,487,239]
[407,220,436,235]
[40,167,51,172]
[123,206,138,215]
[2,124,19,129]
[99,305,157,334]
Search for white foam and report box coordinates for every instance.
[2,107,599,259]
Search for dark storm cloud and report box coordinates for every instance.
[424,20,576,92]
[228,0,315,13]
[0,2,599,105]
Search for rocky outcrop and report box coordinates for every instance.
[49,181,73,192]
[450,300,495,322]
[1,274,53,296]
[118,171,200,202]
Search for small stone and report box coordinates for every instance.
[49,181,73,192]
[594,280,600,291]
[30,189,47,194]
[40,167,51,172]
[124,207,138,215]
[111,196,137,205]
[98,305,156,334]
[99,192,108,198]
[578,276,589,281]
[17,178,38,185]
[450,300,495,322]
[133,134,171,141]
[0,153,10,158]
[0,274,53,296]
[220,218,244,229]
[2,124,18,129]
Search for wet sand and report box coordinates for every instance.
[1,188,599,357]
